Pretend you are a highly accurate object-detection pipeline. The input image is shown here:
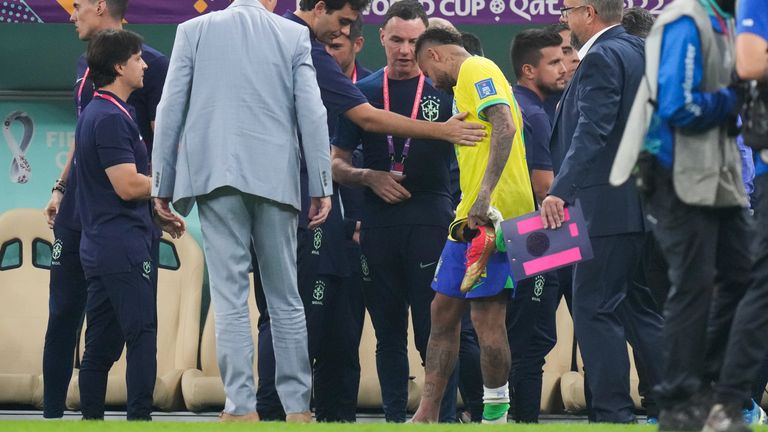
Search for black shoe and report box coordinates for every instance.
[702,403,752,432]
[658,396,712,431]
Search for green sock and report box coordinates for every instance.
[482,402,510,420]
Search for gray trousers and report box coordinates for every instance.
[197,186,311,414]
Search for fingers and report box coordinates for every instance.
[373,174,411,204]
[44,207,56,229]
[308,201,331,229]
[451,111,469,120]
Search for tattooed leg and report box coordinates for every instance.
[411,293,466,423]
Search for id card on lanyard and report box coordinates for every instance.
[383,67,425,176]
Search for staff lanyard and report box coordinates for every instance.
[383,67,424,175]
[93,92,133,121]
[352,65,358,84]
[77,67,90,117]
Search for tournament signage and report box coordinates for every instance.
[3,0,669,24]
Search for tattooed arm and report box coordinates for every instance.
[467,103,515,228]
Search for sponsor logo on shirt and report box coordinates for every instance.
[475,78,497,99]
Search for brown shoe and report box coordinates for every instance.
[286,411,313,423]
[218,411,260,422]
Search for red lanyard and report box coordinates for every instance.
[383,67,425,166]
[93,92,133,121]
[352,65,357,84]
[77,67,90,117]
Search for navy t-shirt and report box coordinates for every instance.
[333,68,455,229]
[56,44,168,232]
[284,11,369,277]
[283,11,368,137]
[339,61,373,239]
[513,85,554,172]
[73,91,154,278]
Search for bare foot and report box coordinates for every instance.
[218,411,260,422]
[409,408,438,424]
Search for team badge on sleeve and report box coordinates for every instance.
[475,79,497,99]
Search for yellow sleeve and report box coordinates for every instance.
[462,58,512,121]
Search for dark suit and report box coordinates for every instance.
[549,25,664,423]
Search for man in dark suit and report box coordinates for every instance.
[539,0,664,423]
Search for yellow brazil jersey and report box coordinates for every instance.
[451,56,534,236]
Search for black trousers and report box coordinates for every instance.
[708,174,768,405]
[571,233,664,423]
[43,227,159,418]
[506,273,559,423]
[360,225,458,423]
[43,226,87,418]
[79,266,157,420]
[644,169,754,407]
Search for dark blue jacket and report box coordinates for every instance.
[549,25,646,237]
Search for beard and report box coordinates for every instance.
[536,78,565,95]
[434,71,457,94]
[570,32,583,51]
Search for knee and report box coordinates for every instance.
[81,343,123,372]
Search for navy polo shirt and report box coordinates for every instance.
[284,11,369,277]
[339,61,373,238]
[56,44,168,233]
[513,85,554,172]
[73,91,154,278]
[333,68,455,229]
[283,11,368,137]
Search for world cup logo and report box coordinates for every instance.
[3,111,34,184]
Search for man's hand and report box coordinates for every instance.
[540,195,566,229]
[153,197,186,239]
[308,196,332,229]
[353,220,361,244]
[365,170,411,204]
[44,191,63,229]
[468,194,491,229]
[443,112,485,146]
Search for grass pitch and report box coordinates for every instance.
[3,422,768,432]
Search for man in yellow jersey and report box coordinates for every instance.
[410,27,535,424]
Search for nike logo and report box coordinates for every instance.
[419,261,437,269]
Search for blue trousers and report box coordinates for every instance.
[79,267,157,420]
[361,225,459,423]
[43,226,158,418]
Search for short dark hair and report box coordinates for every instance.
[299,0,370,13]
[622,7,655,38]
[415,27,464,57]
[382,0,428,29]
[460,32,484,56]
[548,23,570,33]
[87,29,143,88]
[349,14,364,39]
[510,28,562,80]
[89,0,128,20]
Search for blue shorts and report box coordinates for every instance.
[431,240,515,299]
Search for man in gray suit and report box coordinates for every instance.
[151,0,331,423]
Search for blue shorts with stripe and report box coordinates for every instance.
[431,240,515,299]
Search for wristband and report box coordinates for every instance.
[52,178,66,195]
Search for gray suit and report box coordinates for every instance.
[152,0,332,415]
